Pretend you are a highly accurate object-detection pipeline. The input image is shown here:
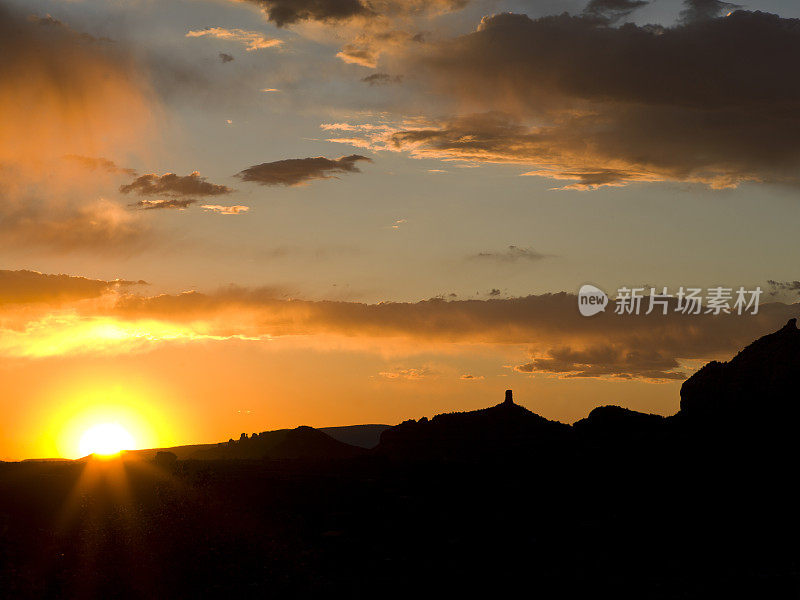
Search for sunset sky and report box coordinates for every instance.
[2,0,800,460]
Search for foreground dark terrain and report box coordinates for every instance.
[2,321,800,598]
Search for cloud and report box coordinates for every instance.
[583,0,649,23]
[0,270,145,306]
[96,286,798,381]
[186,27,283,51]
[355,9,800,189]
[768,280,800,293]
[321,123,392,132]
[470,245,547,263]
[236,155,372,186]
[330,112,665,189]
[240,0,468,27]
[335,29,416,67]
[219,52,235,63]
[679,0,740,24]
[766,280,800,303]
[63,155,138,176]
[131,199,197,211]
[0,195,151,252]
[118,170,233,211]
[460,374,484,380]
[119,172,234,198]
[241,0,372,27]
[379,367,435,380]
[0,5,157,251]
[238,0,468,69]
[201,204,251,214]
[361,73,403,85]
[337,44,379,68]
[0,6,154,164]
[515,346,686,381]
[2,273,799,379]
[27,12,112,43]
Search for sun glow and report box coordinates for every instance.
[42,378,184,460]
[79,423,136,458]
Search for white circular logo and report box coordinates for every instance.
[578,284,608,317]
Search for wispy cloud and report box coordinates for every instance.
[469,246,548,263]
[186,27,283,51]
[379,367,436,380]
[131,199,196,211]
[63,155,137,176]
[201,205,250,215]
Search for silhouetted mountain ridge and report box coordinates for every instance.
[679,317,800,426]
[573,405,666,439]
[190,426,365,460]
[4,319,800,597]
[127,424,389,462]
[103,319,800,464]
[376,390,572,460]
[319,424,390,448]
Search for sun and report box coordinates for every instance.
[79,423,136,458]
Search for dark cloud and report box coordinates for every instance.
[516,346,686,381]
[387,10,800,189]
[130,199,197,211]
[679,0,740,24]
[361,73,403,85]
[583,0,649,23]
[767,280,800,300]
[4,271,786,379]
[470,245,547,263]
[240,0,469,69]
[242,0,469,28]
[98,286,799,381]
[768,280,800,292]
[236,155,372,186]
[0,269,145,305]
[120,172,233,198]
[119,171,231,211]
[219,52,235,63]
[244,0,371,27]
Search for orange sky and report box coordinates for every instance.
[2,270,797,460]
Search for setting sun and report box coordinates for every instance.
[78,423,136,458]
